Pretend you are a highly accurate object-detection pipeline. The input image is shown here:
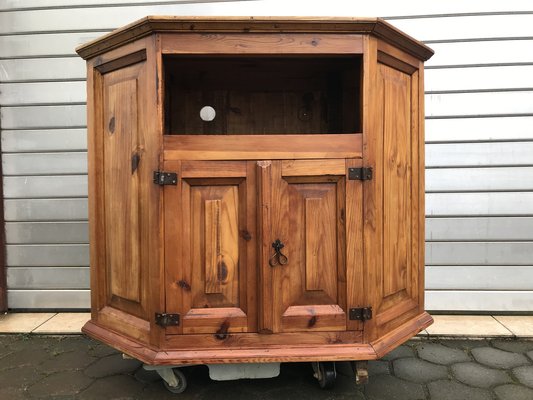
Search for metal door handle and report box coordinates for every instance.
[269,239,288,267]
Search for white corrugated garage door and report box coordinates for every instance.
[1,0,532,311]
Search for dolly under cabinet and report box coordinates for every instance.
[77,16,433,391]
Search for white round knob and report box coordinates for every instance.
[200,106,216,122]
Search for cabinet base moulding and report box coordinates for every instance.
[81,312,432,365]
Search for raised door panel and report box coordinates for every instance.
[100,61,147,320]
[164,161,256,335]
[258,159,363,333]
[366,60,421,339]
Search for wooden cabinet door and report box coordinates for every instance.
[258,159,363,333]
[363,55,424,341]
[163,160,257,335]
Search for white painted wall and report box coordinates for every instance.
[1,0,532,311]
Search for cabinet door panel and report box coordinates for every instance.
[164,160,256,334]
[100,61,148,320]
[364,57,422,340]
[258,159,363,333]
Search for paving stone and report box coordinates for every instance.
[87,342,119,358]
[427,379,492,400]
[0,345,54,369]
[0,386,29,400]
[472,347,530,369]
[47,336,95,355]
[417,342,470,365]
[527,350,533,362]
[0,365,44,389]
[492,339,533,354]
[381,345,415,360]
[441,339,491,350]
[368,360,390,375]
[79,374,144,400]
[393,357,448,383]
[365,374,425,400]
[40,350,97,372]
[494,384,533,400]
[83,353,142,378]
[27,370,93,398]
[451,362,512,388]
[512,365,533,388]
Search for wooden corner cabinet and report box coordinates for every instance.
[77,16,434,373]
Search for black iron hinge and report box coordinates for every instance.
[155,313,180,327]
[348,167,373,181]
[153,171,177,185]
[349,307,373,321]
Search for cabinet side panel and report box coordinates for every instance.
[364,37,424,341]
[103,78,141,304]
[86,38,161,346]
[381,66,411,299]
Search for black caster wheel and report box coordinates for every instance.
[162,368,187,394]
[312,361,336,389]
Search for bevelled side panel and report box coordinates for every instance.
[104,79,141,304]
[382,65,411,300]
[364,41,422,341]
[100,59,148,320]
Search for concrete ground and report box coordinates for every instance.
[1,335,532,399]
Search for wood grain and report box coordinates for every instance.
[75,17,433,61]
[164,161,255,335]
[82,20,431,364]
[163,134,362,161]
[161,33,364,55]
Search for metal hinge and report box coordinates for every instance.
[348,167,373,181]
[155,313,180,327]
[153,171,177,185]
[349,307,373,321]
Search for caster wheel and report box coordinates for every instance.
[162,368,187,394]
[312,361,336,390]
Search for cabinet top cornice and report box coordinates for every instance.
[76,16,434,61]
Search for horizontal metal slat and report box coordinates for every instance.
[426,91,533,118]
[0,58,86,82]
[0,81,86,105]
[426,266,533,290]
[426,242,533,266]
[0,32,104,58]
[426,142,533,167]
[429,193,533,217]
[426,167,533,192]
[4,198,88,221]
[425,66,533,92]
[7,289,90,309]
[427,40,533,67]
[393,14,533,42]
[3,152,87,175]
[1,129,87,152]
[6,222,88,244]
[426,217,533,241]
[3,175,88,198]
[7,267,89,289]
[0,105,86,129]
[426,290,533,312]
[425,116,533,143]
[6,244,89,266]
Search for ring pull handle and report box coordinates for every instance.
[269,239,288,267]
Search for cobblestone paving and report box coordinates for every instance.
[0,335,532,399]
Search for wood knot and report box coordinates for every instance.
[240,230,252,241]
[108,116,115,134]
[215,320,230,340]
[177,280,191,291]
